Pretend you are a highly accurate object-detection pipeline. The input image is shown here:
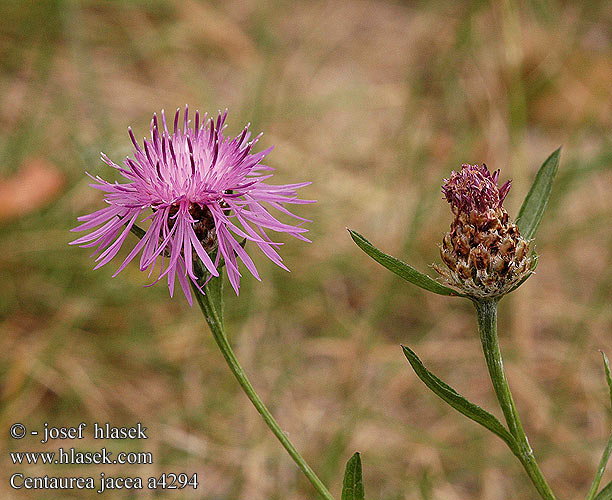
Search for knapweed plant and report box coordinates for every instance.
[72,107,610,500]
[350,149,612,500]
[72,107,353,500]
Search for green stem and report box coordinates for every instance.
[475,298,557,500]
[192,274,335,500]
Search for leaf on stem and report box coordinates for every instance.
[348,229,464,297]
[587,353,612,500]
[401,345,521,456]
[516,148,561,241]
[602,351,612,409]
[341,452,364,500]
[595,481,612,500]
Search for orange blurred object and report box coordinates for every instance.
[0,158,65,222]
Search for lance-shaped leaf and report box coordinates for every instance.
[602,352,612,408]
[341,452,364,500]
[595,482,612,500]
[516,147,560,241]
[402,345,520,456]
[348,229,464,297]
[587,353,612,500]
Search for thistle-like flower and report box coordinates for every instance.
[434,163,533,298]
[71,107,312,304]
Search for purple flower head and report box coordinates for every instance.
[71,107,313,305]
[442,163,511,215]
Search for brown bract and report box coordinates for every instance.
[434,205,533,298]
[166,203,218,254]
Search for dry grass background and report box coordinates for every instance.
[1,0,611,499]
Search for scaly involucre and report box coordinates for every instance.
[71,107,312,304]
[435,163,532,298]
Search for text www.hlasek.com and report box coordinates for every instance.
[9,422,199,493]
[10,448,153,465]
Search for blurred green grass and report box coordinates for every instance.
[1,0,611,498]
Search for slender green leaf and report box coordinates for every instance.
[401,345,520,456]
[587,435,612,500]
[587,353,612,500]
[341,452,364,500]
[348,229,464,297]
[602,351,612,408]
[516,147,560,240]
[595,480,612,500]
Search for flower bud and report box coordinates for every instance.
[435,163,533,298]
